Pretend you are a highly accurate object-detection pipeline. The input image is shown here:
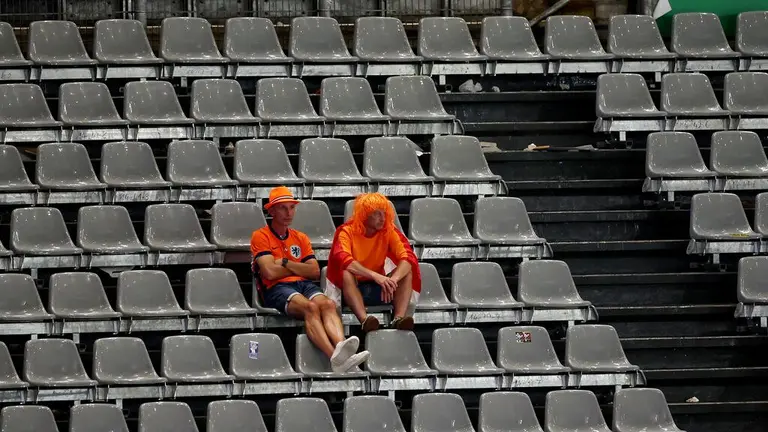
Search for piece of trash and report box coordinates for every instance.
[686,396,699,403]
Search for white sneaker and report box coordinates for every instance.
[330,336,359,368]
[331,350,370,373]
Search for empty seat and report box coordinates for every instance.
[299,138,367,183]
[384,76,454,120]
[565,324,639,373]
[755,193,768,236]
[0,342,26,388]
[27,20,97,65]
[234,139,304,184]
[210,202,267,250]
[138,402,198,432]
[613,388,683,432]
[596,74,664,118]
[365,330,436,377]
[546,390,611,432]
[208,400,268,432]
[479,392,543,432]
[296,334,367,378]
[544,16,613,60]
[223,17,291,63]
[255,78,324,122]
[452,261,522,309]
[518,260,591,307]
[0,406,58,432]
[123,81,194,125]
[186,268,256,316]
[344,198,405,232]
[0,84,62,128]
[353,17,420,62]
[498,326,569,374]
[70,404,130,432]
[276,398,337,432]
[417,262,457,310]
[689,193,760,240]
[230,333,302,380]
[166,140,237,187]
[710,131,768,176]
[289,17,356,62]
[431,327,505,375]
[49,272,121,319]
[319,77,388,121]
[736,11,768,57]
[93,19,163,64]
[645,132,714,178]
[0,22,32,66]
[116,270,189,317]
[480,16,549,61]
[23,338,97,387]
[412,393,474,432]
[431,135,501,181]
[672,13,739,58]
[661,73,728,116]
[0,145,38,191]
[10,207,83,255]
[36,142,106,191]
[608,15,675,58]
[159,17,226,63]
[409,197,480,245]
[0,274,52,321]
[363,137,430,183]
[418,17,487,61]
[291,200,336,247]
[190,79,259,123]
[143,204,216,252]
[161,335,234,382]
[724,72,768,115]
[738,256,768,304]
[0,240,9,257]
[474,197,544,245]
[100,141,171,188]
[343,396,406,432]
[77,205,149,254]
[92,337,166,385]
[59,82,128,126]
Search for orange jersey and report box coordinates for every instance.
[251,226,315,288]
[334,225,409,280]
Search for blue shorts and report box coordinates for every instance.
[350,281,387,307]
[261,280,324,315]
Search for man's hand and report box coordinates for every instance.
[373,273,398,303]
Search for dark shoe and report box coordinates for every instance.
[362,315,380,333]
[391,316,414,331]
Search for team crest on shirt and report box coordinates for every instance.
[290,245,302,258]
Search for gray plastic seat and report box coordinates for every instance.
[234,139,304,184]
[431,135,501,181]
[479,392,543,432]
[480,16,549,61]
[138,402,198,432]
[166,140,237,187]
[161,335,234,383]
[365,330,437,377]
[474,197,544,245]
[613,388,684,432]
[299,138,367,183]
[276,398,337,432]
[291,200,336,248]
[646,132,714,178]
[0,145,38,191]
[596,73,664,118]
[737,11,768,57]
[230,333,302,380]
[0,274,52,322]
[672,13,739,58]
[724,72,768,115]
[755,193,768,236]
[144,204,217,252]
[10,207,83,255]
[416,262,457,310]
[159,17,227,63]
[289,17,356,63]
[0,342,26,389]
[384,76,455,121]
[545,390,611,432]
[565,325,639,373]
[343,396,406,432]
[296,334,368,378]
[0,406,58,432]
[0,240,8,257]
[59,82,128,126]
[711,131,768,177]
[123,81,194,125]
[23,338,97,387]
[92,337,166,385]
[0,22,32,66]
[452,261,522,309]
[223,17,291,63]
[100,141,171,188]
[498,326,569,374]
[211,202,267,250]
[190,79,259,124]
[49,272,121,319]
[185,268,256,316]
[432,327,505,375]
[738,256,768,303]
[320,77,389,121]
[418,17,487,61]
[544,16,613,60]
[353,17,420,62]
[208,400,268,432]
[116,270,189,317]
[344,198,404,232]
[36,142,106,191]
[409,197,480,246]
[27,20,97,65]
[93,19,163,64]
[608,15,675,59]
[690,193,760,240]
[0,84,62,128]
[661,73,729,116]
[412,393,474,432]
[518,260,591,308]
[255,78,324,122]
[363,137,430,183]
[77,205,149,254]
[70,404,130,432]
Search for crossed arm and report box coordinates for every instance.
[255,255,320,281]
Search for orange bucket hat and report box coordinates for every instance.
[264,186,300,210]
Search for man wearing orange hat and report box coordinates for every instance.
[251,186,369,372]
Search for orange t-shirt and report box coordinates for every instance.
[335,226,409,280]
[250,226,315,288]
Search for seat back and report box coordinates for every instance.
[418,17,481,59]
[166,140,232,185]
[100,141,167,187]
[124,81,189,123]
[0,274,48,320]
[28,20,90,63]
[479,392,542,432]
[545,390,609,432]
[138,402,199,432]
[161,335,228,381]
[353,17,415,61]
[223,17,287,61]
[545,16,607,57]
[275,398,337,432]
[207,400,268,432]
[384,76,449,118]
[452,261,516,306]
[613,388,679,431]
[0,22,28,63]
[0,145,35,189]
[690,193,755,239]
[70,404,130,432]
[94,19,157,62]
[498,326,564,372]
[409,197,474,243]
[343,396,406,432]
[48,272,115,317]
[77,205,144,252]
[645,132,710,177]
[365,330,431,375]
[59,82,123,125]
[10,207,80,254]
[412,393,473,432]
[23,339,93,386]
[234,139,300,183]
[710,130,768,176]
[289,17,351,61]
[92,337,161,384]
[672,12,733,56]
[229,333,297,379]
[517,260,585,305]
[117,270,184,315]
[0,406,59,432]
[724,72,768,113]
[661,73,724,114]
[432,327,496,372]
[363,137,426,181]
[474,197,539,243]
[430,135,496,180]
[36,142,101,189]
[184,268,251,313]
[608,15,670,56]
[416,262,453,308]
[295,334,335,375]
[298,138,362,181]
[738,256,768,303]
[211,202,266,250]
[596,73,659,117]
[737,11,768,56]
[565,324,633,370]
[291,200,336,246]
[144,204,209,249]
[480,16,543,59]
[190,79,254,121]
[0,84,58,126]
[160,17,222,61]
[755,193,768,236]
[255,78,319,120]
[320,77,383,119]
[0,342,24,387]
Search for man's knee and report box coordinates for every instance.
[313,295,337,312]
[303,300,321,318]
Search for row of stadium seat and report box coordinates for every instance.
[687,193,768,258]
[736,256,768,327]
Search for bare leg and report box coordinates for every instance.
[287,295,334,358]
[312,295,345,346]
[392,270,413,318]
[342,270,369,323]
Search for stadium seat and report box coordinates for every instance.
[210,202,266,250]
[671,13,739,58]
[364,330,437,377]
[710,131,768,176]
[689,193,760,240]
[10,207,83,255]
[565,324,639,373]
[289,17,356,63]
[36,142,106,191]
[138,402,198,432]
[161,335,235,382]
[190,79,260,124]
[208,400,268,432]
[143,204,216,252]
[452,261,522,309]
[0,145,38,191]
[608,15,675,58]
[166,140,237,187]
[100,141,171,188]
[291,200,336,248]
[223,17,291,63]
[0,342,26,389]
[517,260,592,307]
[737,257,768,304]
[93,19,162,64]
[431,327,505,375]
[0,22,32,66]
[70,404,130,432]
[92,337,166,385]
[343,396,406,432]
[296,334,368,378]
[384,76,454,121]
[185,268,257,316]
[724,72,768,115]
[299,138,367,183]
[480,16,549,60]
[497,326,569,374]
[23,338,98,387]
[234,139,304,185]
[418,17,487,61]
[27,20,97,65]
[755,193,768,236]
[474,197,544,245]
[229,333,303,380]
[319,77,388,121]
[661,73,729,116]
[478,392,543,432]
[0,406,59,432]
[159,17,227,63]
[123,81,194,125]
[645,132,713,178]
[58,82,128,126]
[736,11,768,57]
[596,73,664,118]
[49,272,121,319]
[275,398,337,432]
[77,205,149,254]
[116,270,189,317]
[545,390,611,432]
[363,137,430,182]
[544,16,613,60]
[409,198,480,246]
[416,262,457,310]
[613,388,684,432]
[0,274,52,321]
[0,84,62,128]
[412,393,474,432]
[430,135,501,181]
[254,78,324,122]
[0,240,8,257]
[344,198,405,232]
[352,17,420,62]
